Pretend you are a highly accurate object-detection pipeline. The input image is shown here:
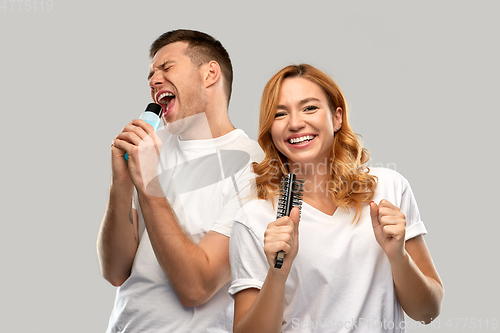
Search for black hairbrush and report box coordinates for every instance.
[274,174,304,269]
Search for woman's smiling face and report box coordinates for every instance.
[270,77,342,169]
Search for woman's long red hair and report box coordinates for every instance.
[253,64,377,222]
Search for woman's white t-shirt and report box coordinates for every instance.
[229,168,427,333]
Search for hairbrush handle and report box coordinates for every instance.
[274,174,303,269]
[275,251,286,269]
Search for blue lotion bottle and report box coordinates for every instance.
[125,103,163,160]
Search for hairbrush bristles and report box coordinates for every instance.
[275,174,304,269]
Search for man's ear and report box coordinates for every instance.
[204,61,221,88]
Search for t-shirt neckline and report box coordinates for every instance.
[302,200,346,220]
[177,129,245,150]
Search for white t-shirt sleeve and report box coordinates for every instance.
[395,171,428,241]
[401,178,427,240]
[371,168,427,241]
[211,163,259,237]
[229,215,269,297]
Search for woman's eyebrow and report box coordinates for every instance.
[299,97,321,105]
[277,97,321,110]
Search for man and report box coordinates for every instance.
[97,29,263,332]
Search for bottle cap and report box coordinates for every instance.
[145,103,162,116]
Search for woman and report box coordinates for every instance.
[229,64,444,332]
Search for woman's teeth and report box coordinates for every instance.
[289,135,315,144]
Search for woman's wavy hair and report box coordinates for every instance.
[253,64,377,222]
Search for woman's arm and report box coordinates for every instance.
[392,235,444,323]
[234,272,287,333]
[233,207,301,333]
[370,200,444,324]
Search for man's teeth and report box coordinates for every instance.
[289,135,315,144]
[158,92,174,104]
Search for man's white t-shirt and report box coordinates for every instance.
[105,129,264,333]
[229,168,427,333]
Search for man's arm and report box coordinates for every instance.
[97,181,139,286]
[138,193,231,307]
[111,119,234,306]
[97,130,141,287]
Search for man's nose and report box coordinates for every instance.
[149,71,164,88]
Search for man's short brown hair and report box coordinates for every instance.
[150,29,233,104]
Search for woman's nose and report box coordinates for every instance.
[288,111,306,131]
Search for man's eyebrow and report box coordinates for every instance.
[147,69,155,81]
[147,60,173,80]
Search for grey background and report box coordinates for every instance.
[1,0,498,332]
